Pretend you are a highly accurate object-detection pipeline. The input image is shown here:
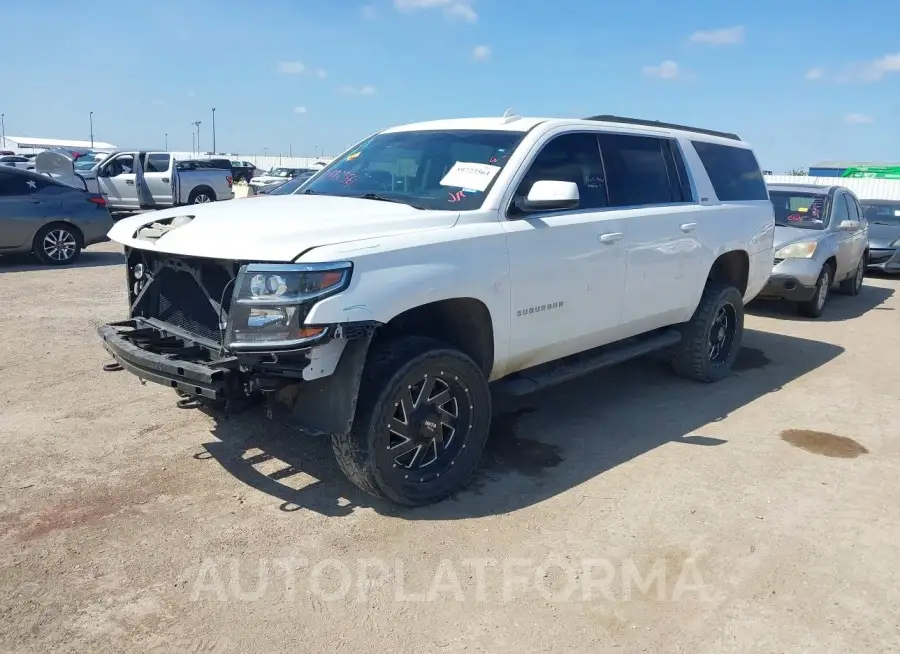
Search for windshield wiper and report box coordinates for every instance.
[356,193,425,210]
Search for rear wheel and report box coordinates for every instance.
[188,187,216,204]
[670,281,744,383]
[332,335,491,506]
[838,254,865,296]
[33,223,82,265]
[798,264,832,318]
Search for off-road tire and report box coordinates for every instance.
[838,254,865,296]
[331,335,491,506]
[33,222,83,265]
[188,186,216,204]
[670,281,745,383]
[797,263,833,318]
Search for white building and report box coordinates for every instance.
[0,135,118,154]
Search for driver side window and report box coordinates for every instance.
[107,155,134,177]
[510,132,607,216]
[831,193,851,227]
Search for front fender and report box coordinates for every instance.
[302,235,512,377]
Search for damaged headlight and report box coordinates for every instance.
[225,262,352,350]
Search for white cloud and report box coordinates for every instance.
[805,67,825,80]
[278,61,307,74]
[293,106,308,115]
[186,90,196,99]
[394,0,478,23]
[845,113,874,124]
[688,26,745,45]
[360,4,376,19]
[472,45,491,60]
[340,84,377,96]
[642,60,687,80]
[317,69,327,79]
[836,52,900,83]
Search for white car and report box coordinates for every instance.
[249,167,310,191]
[0,155,34,170]
[98,113,775,505]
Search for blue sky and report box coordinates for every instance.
[1,0,898,170]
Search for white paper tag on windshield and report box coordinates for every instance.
[439,162,501,191]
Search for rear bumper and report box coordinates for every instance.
[757,274,818,302]
[98,320,232,399]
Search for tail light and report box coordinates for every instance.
[88,194,107,207]
[227,176,233,187]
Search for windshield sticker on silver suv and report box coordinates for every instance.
[439,161,500,191]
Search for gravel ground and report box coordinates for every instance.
[1,242,899,653]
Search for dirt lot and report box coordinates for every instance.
[1,242,899,653]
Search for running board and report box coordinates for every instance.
[493,328,682,396]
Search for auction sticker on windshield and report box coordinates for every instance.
[440,162,501,192]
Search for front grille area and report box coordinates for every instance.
[156,267,223,342]
[127,249,240,345]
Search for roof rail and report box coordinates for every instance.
[583,115,741,141]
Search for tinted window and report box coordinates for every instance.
[769,191,828,230]
[691,141,768,201]
[511,133,607,214]
[598,134,681,206]
[833,194,851,226]
[665,140,693,202]
[146,153,171,173]
[845,194,861,222]
[0,170,42,196]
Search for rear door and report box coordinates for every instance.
[144,152,174,205]
[600,133,704,334]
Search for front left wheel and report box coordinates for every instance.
[332,335,492,506]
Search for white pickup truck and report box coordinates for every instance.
[98,114,775,505]
[36,149,234,212]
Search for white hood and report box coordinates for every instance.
[107,194,460,261]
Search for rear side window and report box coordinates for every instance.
[0,171,49,195]
[691,141,768,201]
[598,133,685,207]
[146,153,171,173]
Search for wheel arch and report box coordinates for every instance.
[189,185,216,202]
[706,249,750,297]
[33,220,85,249]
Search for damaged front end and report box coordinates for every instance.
[99,243,378,436]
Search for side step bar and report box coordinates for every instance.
[493,328,682,396]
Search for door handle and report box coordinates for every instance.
[598,232,624,244]
[679,222,698,232]
[125,179,135,185]
[161,177,169,183]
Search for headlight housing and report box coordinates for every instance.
[225,262,352,350]
[775,242,818,260]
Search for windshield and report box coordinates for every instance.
[860,201,900,225]
[267,168,294,177]
[769,191,828,230]
[302,129,526,210]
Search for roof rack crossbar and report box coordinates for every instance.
[583,115,741,141]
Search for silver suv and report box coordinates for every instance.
[759,183,869,317]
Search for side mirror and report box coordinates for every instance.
[839,219,860,231]
[516,180,580,213]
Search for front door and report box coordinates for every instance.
[829,191,856,279]
[502,131,628,372]
[98,152,139,209]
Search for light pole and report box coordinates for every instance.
[89,111,94,148]
[164,133,168,150]
[191,131,195,154]
[211,108,216,154]
[192,120,201,154]
[1,113,5,149]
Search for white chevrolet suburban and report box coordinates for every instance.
[98,114,776,505]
